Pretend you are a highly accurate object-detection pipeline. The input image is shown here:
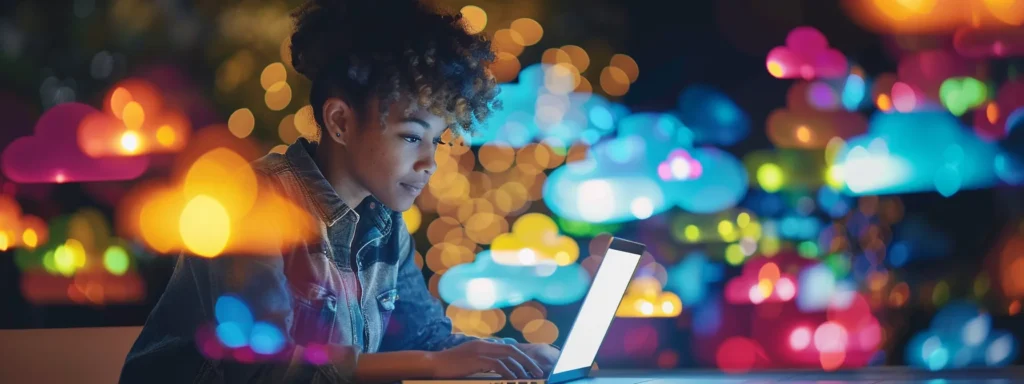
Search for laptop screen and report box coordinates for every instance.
[550,245,641,375]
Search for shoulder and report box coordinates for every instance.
[250,152,290,179]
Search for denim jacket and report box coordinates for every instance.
[120,138,513,383]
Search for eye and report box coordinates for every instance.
[401,135,422,144]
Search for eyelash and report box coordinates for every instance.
[402,135,447,146]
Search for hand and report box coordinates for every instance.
[517,343,560,374]
[424,340,544,380]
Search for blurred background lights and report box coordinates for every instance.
[460,6,487,34]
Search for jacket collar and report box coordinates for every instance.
[284,137,393,237]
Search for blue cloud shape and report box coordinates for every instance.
[834,111,1000,196]
[438,250,591,310]
[660,146,749,213]
[543,112,748,222]
[678,85,751,146]
[469,64,630,147]
[905,301,1018,370]
[665,251,724,307]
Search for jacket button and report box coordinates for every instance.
[369,202,376,209]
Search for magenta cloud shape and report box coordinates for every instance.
[766,26,848,80]
[2,102,149,184]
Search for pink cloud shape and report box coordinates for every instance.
[955,27,1024,58]
[2,103,149,184]
[766,27,848,80]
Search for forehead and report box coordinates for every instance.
[383,97,451,132]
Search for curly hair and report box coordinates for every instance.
[289,0,500,138]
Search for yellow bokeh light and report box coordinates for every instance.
[156,125,176,147]
[717,220,735,238]
[138,187,185,254]
[490,52,521,83]
[279,114,301,144]
[491,213,578,266]
[600,66,630,97]
[684,225,700,242]
[184,148,258,219]
[617,278,683,318]
[575,76,593,94]
[265,81,293,111]
[404,205,422,234]
[120,131,141,154]
[0,232,9,251]
[270,145,288,154]
[758,278,775,298]
[561,45,590,72]
[479,143,515,173]
[545,63,581,95]
[522,319,559,344]
[510,18,543,46]
[110,87,133,120]
[986,102,1000,124]
[737,212,751,228]
[260,62,287,90]
[460,5,487,34]
[725,244,745,265]
[228,108,256,138]
[492,29,525,57]
[826,165,845,189]
[542,48,572,66]
[511,303,546,331]
[22,228,38,248]
[179,195,231,258]
[122,101,145,131]
[876,94,892,111]
[756,163,785,192]
[795,125,812,143]
[295,105,319,139]
[610,54,639,83]
[767,60,785,78]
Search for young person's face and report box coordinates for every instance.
[325,97,448,212]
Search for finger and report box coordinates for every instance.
[501,356,530,380]
[496,344,544,378]
[484,357,516,379]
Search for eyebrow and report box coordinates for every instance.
[400,117,430,129]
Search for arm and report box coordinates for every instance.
[186,250,359,383]
[378,223,515,353]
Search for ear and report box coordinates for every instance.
[322,97,358,146]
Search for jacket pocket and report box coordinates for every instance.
[290,283,338,345]
[375,288,398,329]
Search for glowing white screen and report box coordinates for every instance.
[551,247,640,375]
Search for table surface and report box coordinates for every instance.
[589,366,1024,383]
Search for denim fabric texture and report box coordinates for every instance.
[119,138,514,383]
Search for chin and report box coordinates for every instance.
[378,193,415,212]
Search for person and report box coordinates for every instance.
[119,0,560,382]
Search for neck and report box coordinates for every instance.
[314,140,370,208]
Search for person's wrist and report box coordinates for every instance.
[415,350,437,378]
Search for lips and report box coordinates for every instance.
[400,182,425,194]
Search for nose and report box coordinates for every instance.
[414,144,437,175]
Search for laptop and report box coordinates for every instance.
[404,237,652,384]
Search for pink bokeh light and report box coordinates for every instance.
[766,27,848,80]
[1,103,149,184]
[657,149,702,181]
